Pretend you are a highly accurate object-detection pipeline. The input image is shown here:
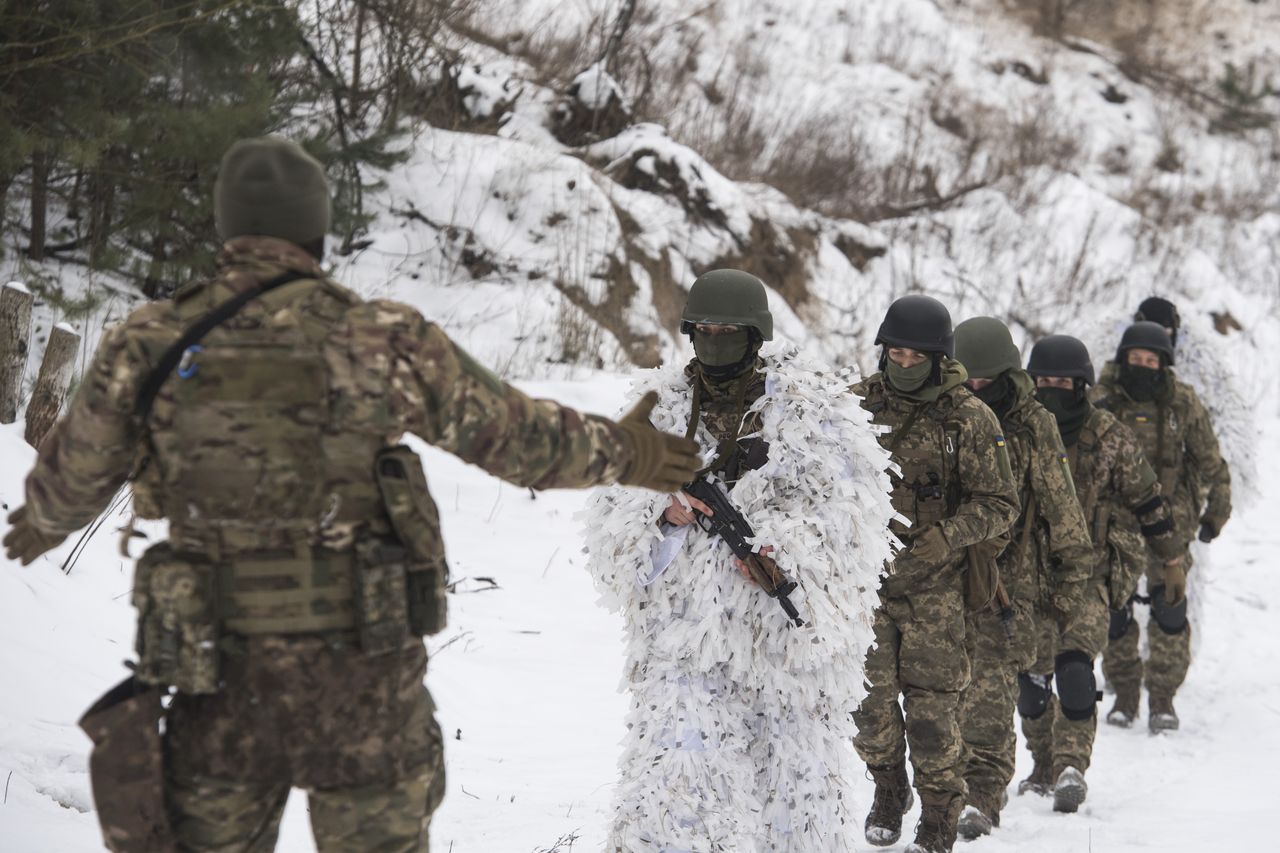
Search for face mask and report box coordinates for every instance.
[886,358,933,394]
[1036,386,1089,445]
[693,329,756,381]
[972,373,1014,419]
[1119,362,1166,402]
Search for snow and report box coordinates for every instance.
[571,63,625,111]
[4,280,30,295]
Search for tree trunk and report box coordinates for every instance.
[28,150,49,261]
[0,282,35,424]
[24,323,80,448]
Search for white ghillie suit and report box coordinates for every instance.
[581,344,897,852]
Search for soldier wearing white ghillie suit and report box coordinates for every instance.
[581,270,897,853]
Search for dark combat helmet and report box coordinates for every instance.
[1117,321,1175,365]
[680,269,773,340]
[1028,334,1095,385]
[954,316,1020,379]
[875,294,954,356]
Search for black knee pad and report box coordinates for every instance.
[1054,649,1099,721]
[1017,671,1052,720]
[1150,585,1188,635]
[1108,603,1133,641]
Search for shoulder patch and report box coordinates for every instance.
[995,435,1006,448]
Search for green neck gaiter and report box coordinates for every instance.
[1037,387,1089,446]
[1119,363,1168,403]
[693,330,754,380]
[886,358,937,401]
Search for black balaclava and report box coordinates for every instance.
[693,329,760,381]
[972,371,1015,420]
[1118,360,1169,402]
[1036,383,1090,446]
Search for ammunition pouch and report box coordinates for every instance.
[79,676,175,852]
[376,445,449,637]
[133,543,221,694]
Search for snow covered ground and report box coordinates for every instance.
[1,374,1275,852]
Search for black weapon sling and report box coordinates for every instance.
[134,270,310,421]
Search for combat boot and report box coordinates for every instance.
[864,761,914,847]
[1052,766,1088,813]
[1017,761,1053,797]
[956,788,1001,841]
[1106,690,1139,728]
[1149,695,1180,732]
[906,790,962,853]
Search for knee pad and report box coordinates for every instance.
[1054,649,1100,721]
[1108,603,1133,641]
[1150,585,1188,635]
[1017,671,1052,720]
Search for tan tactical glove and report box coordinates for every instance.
[911,524,951,565]
[1162,559,1187,606]
[616,391,704,493]
[4,506,63,566]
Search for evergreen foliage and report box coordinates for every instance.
[0,0,466,296]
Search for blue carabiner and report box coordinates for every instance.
[177,345,204,379]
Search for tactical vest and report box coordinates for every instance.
[128,275,447,691]
[860,380,963,539]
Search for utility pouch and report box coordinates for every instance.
[964,533,1008,612]
[79,676,175,852]
[133,543,220,694]
[354,538,412,655]
[375,445,448,636]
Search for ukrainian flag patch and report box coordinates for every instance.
[1135,414,1150,423]
[995,436,1006,447]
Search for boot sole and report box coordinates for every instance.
[1053,782,1086,813]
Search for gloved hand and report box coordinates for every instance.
[616,391,704,493]
[4,506,63,566]
[910,524,951,565]
[1162,559,1187,606]
[1197,517,1221,543]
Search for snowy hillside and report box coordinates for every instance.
[2,1,1279,851]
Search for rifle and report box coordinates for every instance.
[683,476,805,627]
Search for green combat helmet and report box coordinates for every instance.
[680,269,774,340]
[214,137,332,246]
[1116,321,1175,365]
[954,316,1020,379]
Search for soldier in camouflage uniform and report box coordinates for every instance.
[950,318,1093,841]
[1017,334,1182,811]
[852,297,1019,853]
[1094,322,1232,732]
[3,137,701,853]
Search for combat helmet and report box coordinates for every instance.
[1116,321,1175,365]
[680,269,773,340]
[875,294,954,355]
[215,137,332,246]
[1028,334,1095,386]
[954,316,1020,379]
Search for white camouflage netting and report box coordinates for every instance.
[580,345,898,852]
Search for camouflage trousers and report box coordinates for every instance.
[1103,556,1192,703]
[853,575,970,798]
[1021,583,1110,775]
[164,635,445,852]
[957,599,1035,813]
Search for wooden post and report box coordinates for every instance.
[0,281,34,424]
[25,323,80,448]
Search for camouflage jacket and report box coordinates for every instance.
[23,237,635,554]
[995,371,1093,605]
[1069,405,1180,601]
[1092,362,1232,545]
[853,360,1019,597]
[682,358,767,483]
